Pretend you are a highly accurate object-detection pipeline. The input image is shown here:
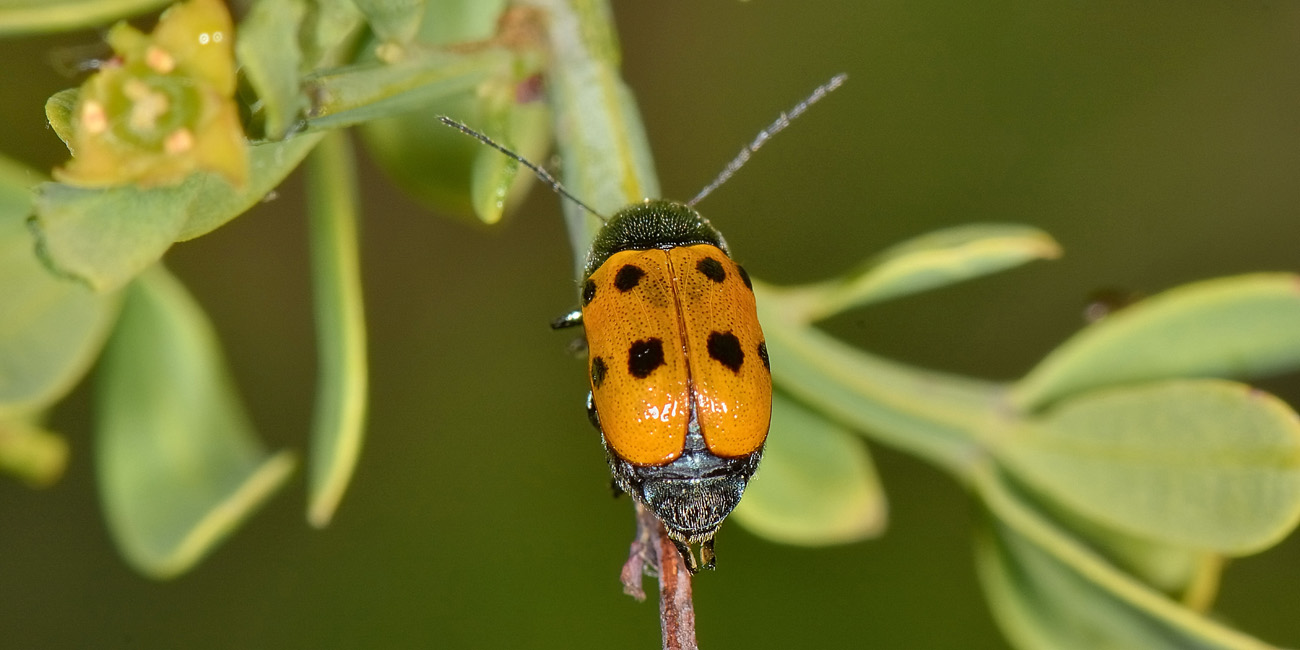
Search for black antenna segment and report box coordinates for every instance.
[687,73,848,207]
[438,116,607,221]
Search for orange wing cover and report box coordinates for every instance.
[582,245,771,466]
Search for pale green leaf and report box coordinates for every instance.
[0,198,118,415]
[1013,274,1300,411]
[468,97,550,224]
[32,181,194,292]
[414,0,506,44]
[976,467,1279,650]
[1002,470,1221,606]
[362,92,481,217]
[731,393,886,546]
[31,134,323,291]
[299,0,364,68]
[44,88,77,147]
[0,0,171,35]
[756,283,998,473]
[785,224,1061,323]
[303,48,509,132]
[305,131,369,527]
[97,266,296,579]
[995,379,1300,555]
[352,0,424,46]
[175,133,324,239]
[470,138,519,225]
[977,519,1272,650]
[236,0,308,140]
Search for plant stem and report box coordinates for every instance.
[656,524,699,650]
[622,503,699,650]
[529,2,696,647]
[521,0,660,274]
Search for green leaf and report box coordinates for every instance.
[468,89,550,224]
[1013,274,1300,411]
[731,393,886,546]
[0,168,118,416]
[995,379,1300,555]
[756,283,998,473]
[413,0,506,44]
[303,48,510,132]
[31,134,323,291]
[236,0,308,140]
[45,89,78,148]
[32,180,194,291]
[0,0,172,36]
[352,0,425,46]
[175,133,324,239]
[776,224,1061,323]
[469,135,519,225]
[97,265,296,579]
[0,417,69,487]
[305,131,369,527]
[1001,469,1221,607]
[361,91,480,216]
[976,518,1273,650]
[299,0,364,68]
[976,467,1280,650]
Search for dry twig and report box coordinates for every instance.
[621,502,699,650]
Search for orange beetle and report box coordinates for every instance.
[445,74,846,572]
[553,199,771,572]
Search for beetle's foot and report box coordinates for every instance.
[671,538,700,575]
[701,538,716,571]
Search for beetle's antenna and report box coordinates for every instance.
[687,73,848,208]
[438,116,607,222]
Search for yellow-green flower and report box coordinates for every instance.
[55,0,247,189]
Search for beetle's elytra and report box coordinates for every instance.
[555,199,771,572]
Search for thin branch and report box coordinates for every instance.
[620,503,653,601]
[622,502,699,650]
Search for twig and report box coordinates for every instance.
[621,502,699,650]
[620,503,653,601]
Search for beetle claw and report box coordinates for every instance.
[551,309,583,329]
[701,539,716,571]
[671,538,700,575]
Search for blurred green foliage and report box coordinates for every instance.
[0,1,1298,648]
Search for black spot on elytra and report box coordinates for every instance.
[708,331,744,373]
[737,265,753,290]
[697,257,726,283]
[757,341,769,370]
[591,356,607,388]
[614,265,645,291]
[582,279,597,306]
[628,338,665,378]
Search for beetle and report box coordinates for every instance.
[550,197,771,573]
[441,73,846,573]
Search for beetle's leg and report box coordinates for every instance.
[565,334,588,358]
[700,539,716,571]
[586,392,600,430]
[671,539,700,575]
[551,309,583,329]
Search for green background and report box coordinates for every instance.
[3,1,1299,647]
